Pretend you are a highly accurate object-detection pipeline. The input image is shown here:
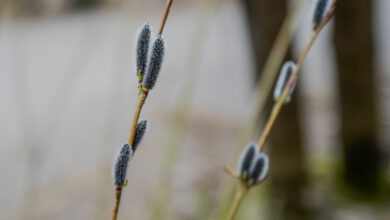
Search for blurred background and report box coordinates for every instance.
[0,0,389,219]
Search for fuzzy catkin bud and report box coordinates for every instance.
[274,61,297,103]
[136,23,151,79]
[237,142,258,180]
[113,144,133,187]
[249,153,269,184]
[133,120,148,152]
[143,36,165,90]
[237,142,270,185]
[312,0,332,29]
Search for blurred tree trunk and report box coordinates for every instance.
[71,0,101,10]
[334,0,382,195]
[243,0,286,84]
[243,0,309,219]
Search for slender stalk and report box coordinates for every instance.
[227,184,248,220]
[112,188,123,220]
[128,92,148,146]
[158,0,173,35]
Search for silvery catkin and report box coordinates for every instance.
[133,120,148,151]
[143,36,165,90]
[136,23,151,79]
[113,144,133,187]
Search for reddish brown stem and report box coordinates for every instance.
[158,0,174,35]
[128,92,148,147]
[111,188,122,220]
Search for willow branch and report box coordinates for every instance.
[226,3,336,219]
[111,0,174,219]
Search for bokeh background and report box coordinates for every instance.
[0,0,389,219]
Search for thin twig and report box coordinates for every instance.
[158,0,174,35]
[227,184,248,220]
[112,188,123,220]
[224,166,241,179]
[128,92,148,146]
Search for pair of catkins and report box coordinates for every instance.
[113,120,147,188]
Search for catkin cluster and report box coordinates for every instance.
[112,22,166,189]
[113,120,148,188]
[136,24,166,91]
